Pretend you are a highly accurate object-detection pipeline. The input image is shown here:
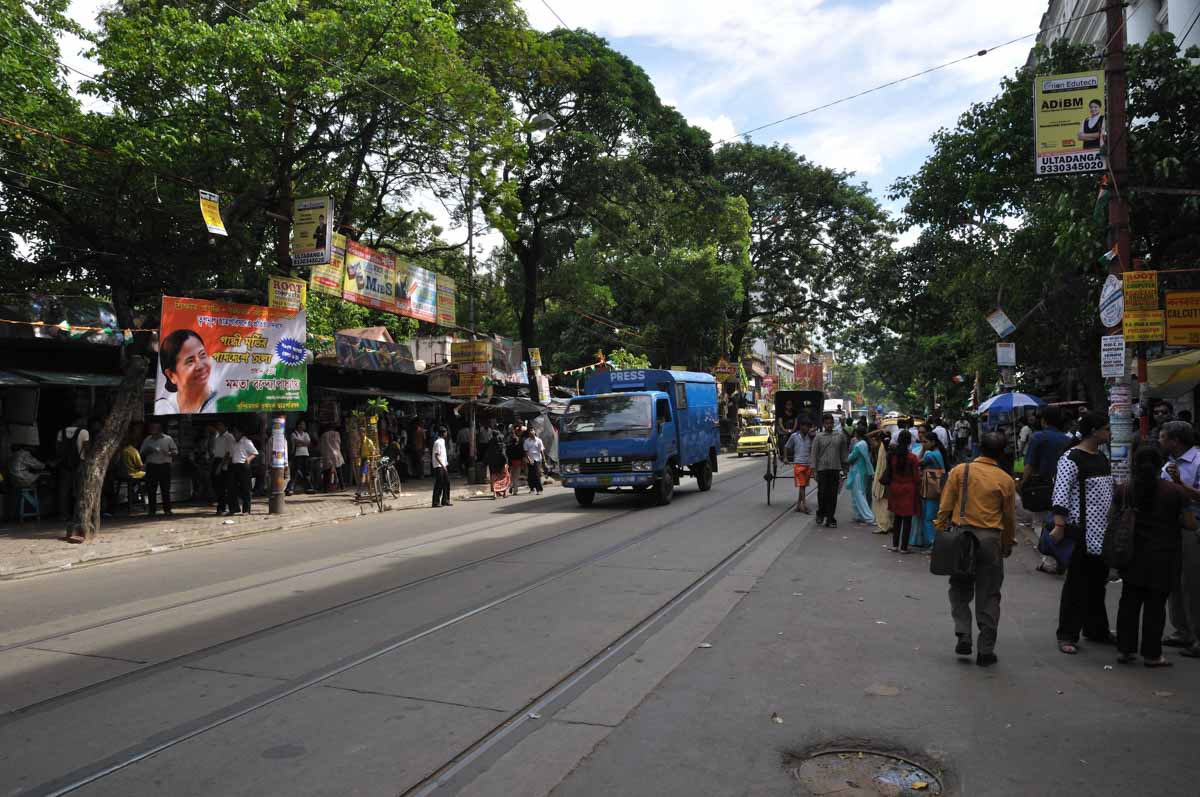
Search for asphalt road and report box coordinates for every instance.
[6,455,1194,796]
[0,454,796,796]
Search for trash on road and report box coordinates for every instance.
[865,684,900,696]
[222,519,235,525]
[527,712,541,719]
[770,712,784,724]
[1103,665,1113,670]
[697,642,713,649]
[875,620,888,625]
[1154,690,1174,697]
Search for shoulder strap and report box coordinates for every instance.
[957,464,971,524]
[1072,450,1087,529]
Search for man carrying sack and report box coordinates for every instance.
[934,432,1016,667]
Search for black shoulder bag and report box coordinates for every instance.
[930,465,979,578]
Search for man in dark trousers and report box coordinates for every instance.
[810,413,848,528]
[936,432,1016,667]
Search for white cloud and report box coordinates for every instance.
[688,113,737,143]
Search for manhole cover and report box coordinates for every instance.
[790,749,943,796]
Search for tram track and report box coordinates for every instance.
[21,472,767,796]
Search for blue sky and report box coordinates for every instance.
[521,0,1049,224]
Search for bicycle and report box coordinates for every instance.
[378,455,401,500]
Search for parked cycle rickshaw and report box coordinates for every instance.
[764,390,823,505]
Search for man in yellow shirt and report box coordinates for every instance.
[936,432,1016,668]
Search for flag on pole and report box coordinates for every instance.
[951,374,965,384]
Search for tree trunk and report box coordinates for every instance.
[516,237,541,353]
[69,354,148,542]
[729,291,753,360]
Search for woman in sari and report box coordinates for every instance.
[868,428,892,534]
[844,428,876,526]
[483,429,510,499]
[910,430,948,551]
[887,430,921,553]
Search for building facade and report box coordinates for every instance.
[1030,0,1199,58]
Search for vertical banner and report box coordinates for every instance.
[198,190,227,236]
[342,240,397,312]
[396,261,438,322]
[451,340,492,398]
[291,196,334,266]
[268,275,307,311]
[155,296,307,415]
[436,275,457,327]
[310,232,346,298]
[1033,70,1106,176]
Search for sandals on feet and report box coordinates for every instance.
[1058,642,1079,655]
[1145,657,1174,668]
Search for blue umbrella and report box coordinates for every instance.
[977,392,1046,414]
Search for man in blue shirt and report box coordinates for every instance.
[1025,406,1074,573]
[1160,420,1200,657]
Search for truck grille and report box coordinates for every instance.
[580,462,633,474]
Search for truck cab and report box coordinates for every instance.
[559,370,720,506]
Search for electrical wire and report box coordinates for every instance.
[1181,5,1200,46]
[713,2,1120,145]
[539,0,570,30]
[0,28,100,82]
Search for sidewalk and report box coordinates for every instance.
[0,474,522,580]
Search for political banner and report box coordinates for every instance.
[1033,70,1106,176]
[395,261,438,322]
[310,233,346,298]
[268,275,307,311]
[291,196,333,266]
[436,275,457,327]
[334,333,417,374]
[491,336,528,384]
[155,296,306,415]
[343,240,397,312]
[198,190,227,236]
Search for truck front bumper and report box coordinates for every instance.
[562,473,656,489]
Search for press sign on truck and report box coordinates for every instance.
[559,369,721,506]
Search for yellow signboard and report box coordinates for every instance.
[1123,310,1166,343]
[268,275,307,311]
[1166,292,1200,346]
[291,196,333,267]
[1034,70,1106,176]
[1123,271,1159,311]
[436,275,457,327]
[310,233,346,298]
[451,340,492,397]
[528,347,542,368]
[198,190,227,236]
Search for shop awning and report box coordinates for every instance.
[1147,350,1200,389]
[10,369,125,387]
[317,386,459,405]
[0,370,38,386]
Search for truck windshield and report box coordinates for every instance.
[563,395,653,437]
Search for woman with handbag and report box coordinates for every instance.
[1116,447,1197,667]
[911,430,948,551]
[886,430,921,553]
[869,428,893,535]
[1050,411,1117,655]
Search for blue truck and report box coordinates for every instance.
[559,369,721,506]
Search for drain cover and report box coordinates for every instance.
[791,749,943,796]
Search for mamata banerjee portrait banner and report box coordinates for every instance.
[155,296,307,415]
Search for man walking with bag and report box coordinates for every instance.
[935,432,1016,667]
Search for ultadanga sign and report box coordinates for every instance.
[155,297,307,415]
[1033,70,1107,176]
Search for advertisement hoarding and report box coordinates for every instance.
[1033,70,1107,176]
[268,275,307,311]
[334,333,417,374]
[155,296,306,415]
[395,261,438,323]
[1123,310,1166,343]
[342,240,397,313]
[1165,292,1200,346]
[436,275,457,327]
[198,190,227,236]
[291,196,333,267]
[451,340,491,398]
[1123,271,1159,311]
[309,233,346,298]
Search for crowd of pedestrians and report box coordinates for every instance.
[778,404,1200,671]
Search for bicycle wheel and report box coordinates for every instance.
[382,465,400,499]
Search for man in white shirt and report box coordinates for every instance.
[953,418,972,460]
[210,421,235,514]
[523,428,545,495]
[1160,421,1200,656]
[139,422,179,516]
[933,419,952,454]
[432,426,451,507]
[228,427,258,515]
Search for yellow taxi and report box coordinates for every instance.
[737,425,774,457]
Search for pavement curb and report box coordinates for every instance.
[0,483,504,582]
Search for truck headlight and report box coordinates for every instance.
[631,460,653,472]
[561,463,580,474]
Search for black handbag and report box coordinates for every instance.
[1103,483,1136,570]
[1019,470,1053,512]
[930,465,979,578]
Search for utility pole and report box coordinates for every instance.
[1106,1,1138,483]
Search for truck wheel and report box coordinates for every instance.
[574,488,596,507]
[737,452,745,458]
[695,461,713,492]
[655,472,675,505]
